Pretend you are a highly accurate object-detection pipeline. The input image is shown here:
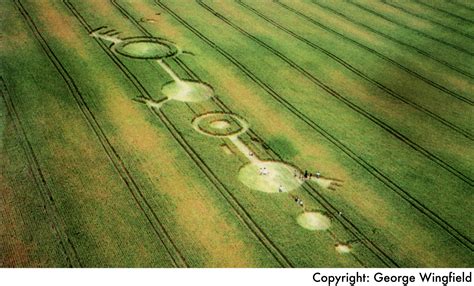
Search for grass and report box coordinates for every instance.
[1,0,472,268]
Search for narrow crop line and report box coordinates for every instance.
[448,0,474,13]
[153,0,473,251]
[20,0,186,267]
[346,0,474,56]
[275,0,474,106]
[0,77,81,268]
[198,0,473,187]
[312,0,474,79]
[382,0,474,39]
[414,0,474,24]
[312,0,474,80]
[235,1,472,141]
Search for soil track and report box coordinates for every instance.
[154,0,473,252]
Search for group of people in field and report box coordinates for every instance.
[295,169,321,180]
[258,167,269,176]
[293,196,304,208]
[255,163,324,198]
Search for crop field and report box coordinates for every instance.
[1,0,473,268]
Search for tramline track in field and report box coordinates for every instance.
[0,77,81,267]
[346,0,474,57]
[310,0,474,79]
[413,0,474,24]
[199,0,473,188]
[16,0,186,267]
[154,0,474,251]
[65,0,293,267]
[235,0,473,141]
[275,0,474,106]
[381,0,474,40]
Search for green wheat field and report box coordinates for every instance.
[1,0,473,267]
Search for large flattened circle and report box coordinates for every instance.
[162,81,213,103]
[192,112,248,138]
[114,38,177,59]
[238,161,302,193]
[296,212,331,231]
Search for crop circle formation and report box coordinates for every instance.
[162,81,214,103]
[192,112,248,137]
[113,38,178,59]
[238,161,302,193]
[296,212,331,231]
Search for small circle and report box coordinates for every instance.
[335,243,352,254]
[114,38,177,59]
[296,212,331,231]
[162,81,213,103]
[238,161,302,193]
[192,112,248,138]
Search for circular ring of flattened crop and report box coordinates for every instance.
[113,37,178,59]
[192,112,249,138]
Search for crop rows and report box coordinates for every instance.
[198,0,472,188]
[66,0,295,267]
[1,73,81,267]
[381,0,474,40]
[153,0,473,251]
[16,0,187,267]
[236,0,472,140]
[346,0,473,57]
[275,1,473,105]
